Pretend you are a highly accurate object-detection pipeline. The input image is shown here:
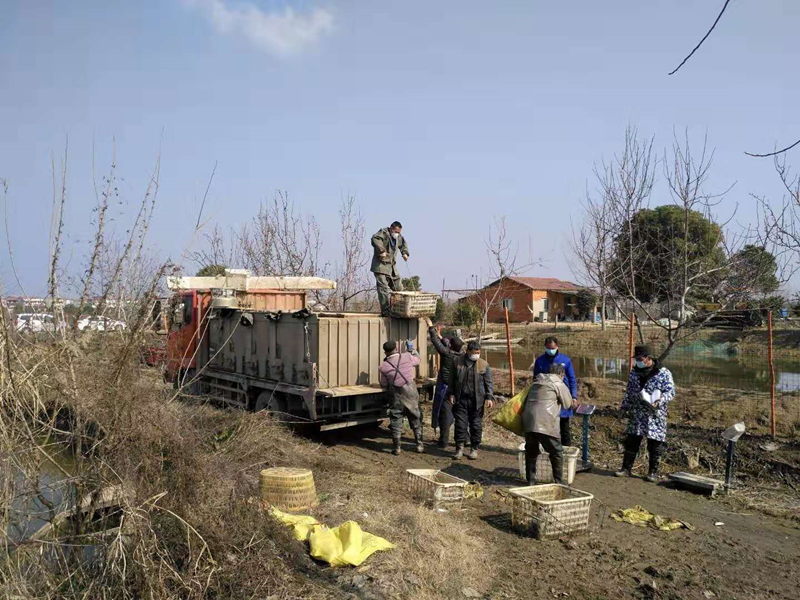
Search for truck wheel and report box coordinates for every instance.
[254,390,289,420]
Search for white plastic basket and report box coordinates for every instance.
[406,469,467,510]
[509,484,593,539]
[517,442,580,484]
[390,292,438,318]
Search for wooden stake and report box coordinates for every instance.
[768,310,776,437]
[629,312,635,371]
[504,305,515,396]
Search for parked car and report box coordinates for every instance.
[77,316,127,332]
[15,313,62,333]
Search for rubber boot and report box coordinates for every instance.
[438,425,450,449]
[646,454,660,483]
[615,451,636,477]
[414,428,424,453]
[467,447,478,460]
[551,452,565,485]
[392,436,402,456]
[453,444,464,460]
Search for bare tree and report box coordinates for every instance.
[190,224,235,274]
[237,190,323,277]
[471,216,534,334]
[323,195,375,311]
[754,156,800,278]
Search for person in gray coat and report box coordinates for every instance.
[371,221,409,316]
[522,363,575,484]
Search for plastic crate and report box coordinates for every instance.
[390,292,438,318]
[516,443,580,484]
[406,469,467,510]
[509,484,593,539]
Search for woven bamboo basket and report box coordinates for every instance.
[509,484,593,539]
[389,292,438,318]
[259,468,317,511]
[516,443,580,484]
[406,469,467,510]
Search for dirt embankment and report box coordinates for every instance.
[482,322,800,358]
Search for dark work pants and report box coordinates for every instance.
[525,432,564,484]
[622,434,665,473]
[560,417,572,447]
[453,396,483,449]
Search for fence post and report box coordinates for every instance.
[628,312,635,371]
[504,303,515,396]
[768,310,776,437]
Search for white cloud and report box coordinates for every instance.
[186,0,334,56]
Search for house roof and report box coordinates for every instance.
[498,276,582,292]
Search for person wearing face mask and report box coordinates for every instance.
[371,221,410,316]
[429,327,464,449]
[616,345,675,482]
[448,341,494,460]
[532,337,578,447]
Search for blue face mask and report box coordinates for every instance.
[545,348,557,357]
[634,359,647,369]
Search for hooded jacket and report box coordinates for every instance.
[522,373,574,437]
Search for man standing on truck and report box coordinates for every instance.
[379,339,424,455]
[448,341,494,460]
[371,221,409,316]
[429,326,464,449]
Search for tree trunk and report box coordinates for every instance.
[601,293,607,331]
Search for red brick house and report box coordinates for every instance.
[462,276,583,323]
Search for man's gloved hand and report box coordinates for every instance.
[402,253,409,261]
[405,339,415,352]
[380,251,388,259]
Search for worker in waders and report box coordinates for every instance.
[448,341,494,460]
[379,339,423,455]
[370,221,409,316]
[429,327,464,449]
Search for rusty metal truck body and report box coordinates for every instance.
[165,275,435,429]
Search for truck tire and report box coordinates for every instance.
[253,390,289,421]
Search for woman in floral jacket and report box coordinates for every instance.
[615,345,675,482]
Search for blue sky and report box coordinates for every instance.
[1,0,798,296]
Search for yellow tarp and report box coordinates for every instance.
[271,508,395,567]
[611,505,695,532]
[491,384,531,436]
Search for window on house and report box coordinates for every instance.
[502,298,514,311]
[543,298,549,311]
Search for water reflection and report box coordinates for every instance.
[483,346,800,393]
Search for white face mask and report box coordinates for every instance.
[468,354,479,362]
[391,232,400,239]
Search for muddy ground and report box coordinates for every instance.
[267,387,800,600]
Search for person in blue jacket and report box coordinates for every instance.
[532,336,578,446]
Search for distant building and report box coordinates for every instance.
[460,276,583,323]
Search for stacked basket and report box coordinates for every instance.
[516,443,580,484]
[259,467,318,511]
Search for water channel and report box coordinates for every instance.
[483,345,800,393]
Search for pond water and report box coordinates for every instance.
[483,345,800,393]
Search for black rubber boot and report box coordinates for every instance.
[453,444,464,460]
[615,451,637,477]
[392,437,402,456]
[551,452,565,485]
[647,455,660,482]
[438,425,450,449]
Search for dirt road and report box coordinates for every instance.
[311,415,800,600]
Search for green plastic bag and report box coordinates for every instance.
[491,384,531,436]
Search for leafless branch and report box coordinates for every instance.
[668,0,732,75]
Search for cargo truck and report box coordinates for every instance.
[164,271,436,430]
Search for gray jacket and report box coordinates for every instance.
[370,227,409,275]
[522,373,573,438]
